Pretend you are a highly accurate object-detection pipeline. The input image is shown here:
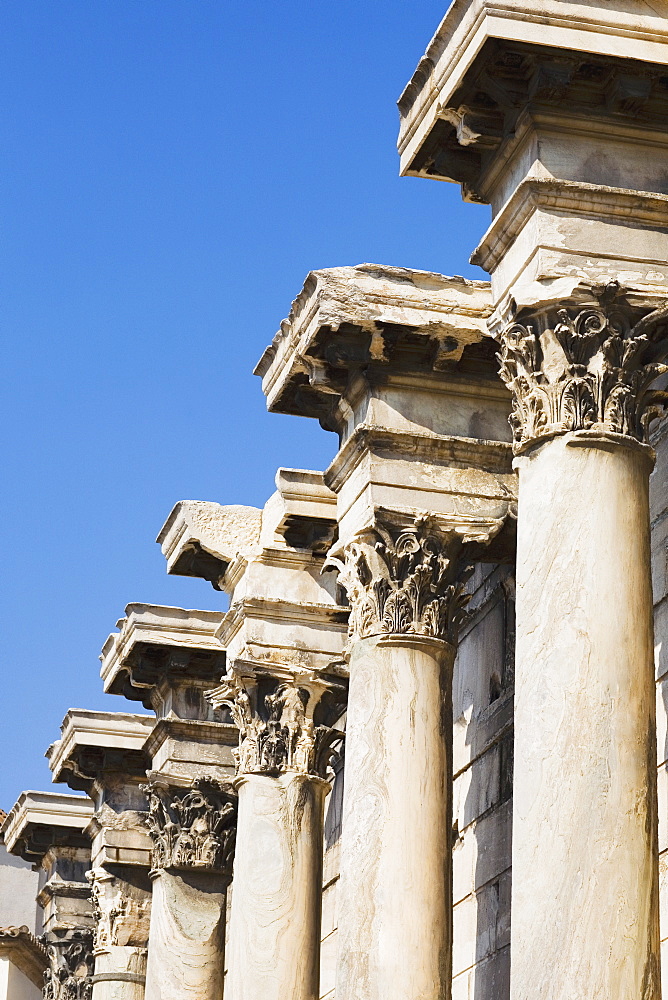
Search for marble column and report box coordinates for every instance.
[141,778,237,1000]
[88,869,150,1000]
[210,669,344,1000]
[497,290,668,1000]
[329,516,483,1000]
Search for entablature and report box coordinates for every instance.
[2,792,94,867]
[101,604,226,712]
[254,264,494,430]
[398,0,668,199]
[47,710,154,798]
[157,501,262,588]
[143,718,238,786]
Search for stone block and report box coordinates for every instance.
[657,678,668,768]
[659,850,668,938]
[652,514,668,607]
[454,743,501,833]
[659,765,668,854]
[656,598,668,682]
[453,799,512,905]
[322,841,340,887]
[319,929,338,1000]
[321,877,338,940]
[453,874,510,979]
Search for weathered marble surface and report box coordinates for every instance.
[88,868,150,1000]
[512,433,659,1000]
[144,871,226,1000]
[226,773,327,1000]
[335,634,453,1000]
[398,0,668,183]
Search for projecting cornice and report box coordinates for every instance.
[254,264,493,424]
[398,0,668,196]
[47,709,154,794]
[100,604,226,707]
[2,791,94,865]
[157,501,262,587]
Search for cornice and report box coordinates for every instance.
[255,264,492,417]
[397,0,668,171]
[2,792,94,862]
[48,710,154,789]
[101,605,225,684]
[101,606,227,707]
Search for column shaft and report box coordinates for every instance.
[93,948,147,1000]
[335,635,454,1000]
[511,433,660,1000]
[144,871,226,1000]
[226,772,328,1000]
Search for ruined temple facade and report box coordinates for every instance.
[4,2,668,999]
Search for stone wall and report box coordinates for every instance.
[451,564,514,1000]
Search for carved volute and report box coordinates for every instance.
[325,515,507,646]
[140,777,237,879]
[497,283,668,453]
[207,670,346,781]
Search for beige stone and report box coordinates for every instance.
[2,792,96,999]
[225,773,328,1000]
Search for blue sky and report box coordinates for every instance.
[0,1,490,808]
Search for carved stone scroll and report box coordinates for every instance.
[325,515,495,645]
[207,671,345,780]
[497,282,668,452]
[140,777,237,878]
[42,931,95,1000]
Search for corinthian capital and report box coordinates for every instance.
[140,777,237,878]
[42,931,94,1000]
[497,282,668,453]
[87,868,150,954]
[327,515,496,645]
[207,669,345,780]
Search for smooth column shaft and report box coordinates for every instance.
[144,871,226,1000]
[512,434,660,1000]
[335,635,454,1000]
[93,947,147,1000]
[226,772,327,1000]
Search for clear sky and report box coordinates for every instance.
[0,1,490,808]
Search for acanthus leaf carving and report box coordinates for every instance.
[325,515,487,645]
[497,282,668,452]
[207,669,346,780]
[87,868,150,953]
[42,930,94,1000]
[139,777,237,877]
